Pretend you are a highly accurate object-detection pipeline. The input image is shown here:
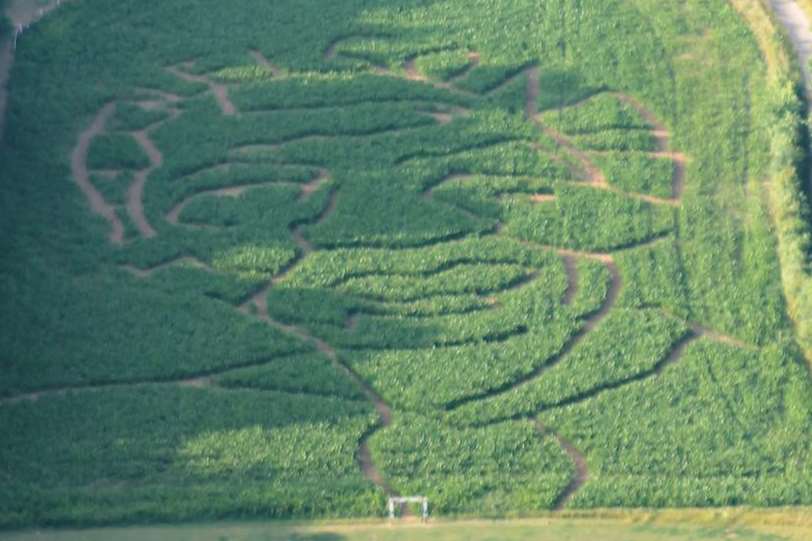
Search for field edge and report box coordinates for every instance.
[732,0,812,364]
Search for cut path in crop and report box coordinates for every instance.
[249,49,282,76]
[239,287,397,497]
[560,254,578,305]
[166,63,236,116]
[536,420,588,511]
[121,256,211,278]
[58,41,742,512]
[165,169,329,227]
[614,92,688,200]
[444,254,622,411]
[0,352,335,407]
[224,174,397,496]
[529,76,687,206]
[70,103,125,244]
[128,113,178,238]
[71,98,182,242]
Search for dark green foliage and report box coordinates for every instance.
[540,93,651,133]
[592,151,675,198]
[0,388,379,528]
[540,341,812,507]
[503,185,674,251]
[571,129,657,151]
[87,133,150,170]
[369,414,573,514]
[536,68,603,112]
[232,73,473,112]
[413,49,476,81]
[109,102,168,132]
[0,268,309,398]
[447,308,691,425]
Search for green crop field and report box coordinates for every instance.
[2,0,812,533]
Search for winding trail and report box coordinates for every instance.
[70,103,125,244]
[559,254,578,305]
[535,420,588,510]
[0,352,315,407]
[165,170,326,227]
[249,50,282,76]
[55,40,755,512]
[230,178,397,496]
[238,265,397,497]
[614,93,688,200]
[166,64,236,116]
[445,255,622,411]
[121,256,211,278]
[72,100,180,242]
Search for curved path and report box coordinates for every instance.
[236,214,398,497]
[535,420,588,510]
[401,53,749,507]
[73,100,180,242]
[166,63,236,116]
[129,118,174,238]
[71,103,125,244]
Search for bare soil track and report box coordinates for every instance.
[536,420,588,511]
[71,103,125,244]
[166,64,236,116]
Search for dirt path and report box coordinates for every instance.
[70,103,125,244]
[241,285,396,496]
[249,50,281,76]
[559,254,578,305]
[445,255,621,411]
[614,93,688,200]
[229,177,396,496]
[128,129,162,238]
[536,420,588,510]
[0,353,307,407]
[525,66,540,118]
[768,0,812,96]
[167,182,280,226]
[166,64,236,116]
[121,256,211,278]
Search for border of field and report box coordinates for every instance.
[2,508,812,540]
[732,0,812,364]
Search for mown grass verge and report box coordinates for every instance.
[732,0,812,363]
